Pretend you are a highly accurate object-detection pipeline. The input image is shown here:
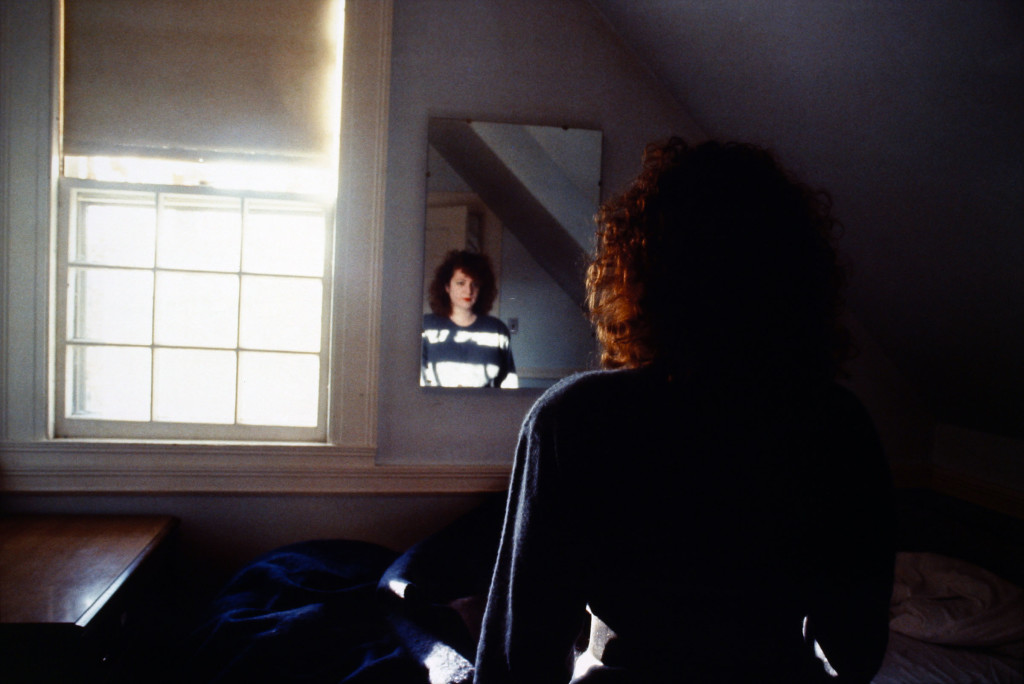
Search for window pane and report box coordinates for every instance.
[157,195,242,272]
[68,267,154,344]
[154,272,239,348]
[239,276,322,352]
[153,348,236,423]
[68,345,151,420]
[243,201,326,276]
[74,196,156,267]
[238,352,319,427]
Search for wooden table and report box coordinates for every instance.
[0,514,179,683]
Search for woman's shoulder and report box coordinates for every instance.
[423,312,448,328]
[472,314,511,335]
[531,367,650,417]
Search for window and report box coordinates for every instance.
[57,183,331,440]
[1,0,395,491]
[55,0,342,441]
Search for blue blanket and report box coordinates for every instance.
[185,496,505,684]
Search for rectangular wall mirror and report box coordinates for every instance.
[420,118,602,389]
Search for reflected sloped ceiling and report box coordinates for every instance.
[428,118,590,308]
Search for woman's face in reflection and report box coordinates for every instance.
[446,268,479,316]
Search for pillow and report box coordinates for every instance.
[890,552,1023,657]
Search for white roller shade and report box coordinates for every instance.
[63,0,339,161]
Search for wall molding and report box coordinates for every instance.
[928,466,1024,520]
[891,462,1024,519]
[0,441,510,494]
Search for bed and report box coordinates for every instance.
[873,551,1022,683]
[182,490,1023,683]
[872,490,1024,683]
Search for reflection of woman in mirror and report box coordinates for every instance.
[422,249,517,388]
[474,140,893,682]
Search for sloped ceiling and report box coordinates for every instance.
[587,0,1024,438]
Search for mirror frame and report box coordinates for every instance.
[421,118,603,390]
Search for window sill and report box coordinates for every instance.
[0,441,511,495]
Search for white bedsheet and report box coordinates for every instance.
[873,632,1022,684]
[871,552,1023,684]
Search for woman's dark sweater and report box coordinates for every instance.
[474,366,894,683]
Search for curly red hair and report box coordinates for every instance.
[428,249,498,318]
[587,138,849,385]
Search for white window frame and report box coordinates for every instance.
[0,0,513,494]
[55,179,335,442]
